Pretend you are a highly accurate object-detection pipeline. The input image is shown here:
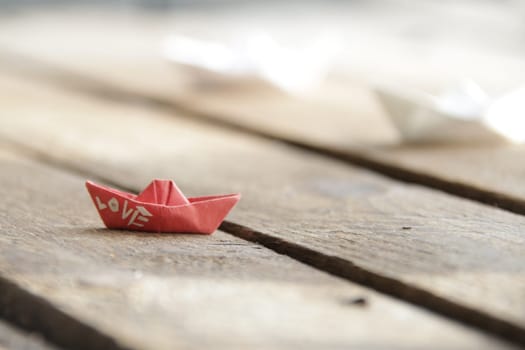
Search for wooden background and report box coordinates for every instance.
[0,2,524,349]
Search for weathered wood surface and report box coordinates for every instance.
[1,73,524,345]
[2,150,513,350]
[1,8,525,212]
[0,320,59,350]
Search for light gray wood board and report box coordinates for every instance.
[0,320,60,350]
[1,9,525,212]
[1,150,513,350]
[1,5,524,92]
[0,74,524,342]
[3,50,524,216]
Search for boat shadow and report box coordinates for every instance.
[78,227,211,239]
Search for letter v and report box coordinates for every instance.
[122,200,133,219]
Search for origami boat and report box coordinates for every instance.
[162,33,340,95]
[375,81,525,145]
[85,179,240,234]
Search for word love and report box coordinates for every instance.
[95,196,153,227]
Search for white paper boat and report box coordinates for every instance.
[162,32,341,95]
[375,81,525,145]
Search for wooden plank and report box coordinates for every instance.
[0,320,59,350]
[1,9,525,213]
[1,150,512,350]
[0,73,524,345]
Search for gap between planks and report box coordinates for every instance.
[0,276,129,350]
[3,138,525,348]
[0,316,61,350]
[0,51,524,217]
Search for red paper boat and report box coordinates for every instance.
[85,179,240,234]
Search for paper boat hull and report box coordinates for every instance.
[86,181,240,234]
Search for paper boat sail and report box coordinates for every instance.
[375,81,525,145]
[86,180,240,234]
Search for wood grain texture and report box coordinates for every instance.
[0,73,524,345]
[1,151,512,350]
[1,9,525,213]
[0,320,59,350]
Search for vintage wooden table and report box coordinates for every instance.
[0,4,524,350]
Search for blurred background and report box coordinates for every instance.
[1,0,524,145]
